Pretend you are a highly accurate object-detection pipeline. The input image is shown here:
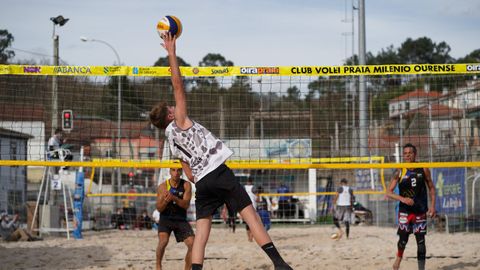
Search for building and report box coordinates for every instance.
[0,127,32,214]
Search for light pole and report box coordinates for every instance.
[80,36,122,196]
[50,15,69,136]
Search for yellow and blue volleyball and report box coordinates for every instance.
[157,15,182,38]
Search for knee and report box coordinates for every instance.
[397,234,409,250]
[158,240,169,250]
[185,238,194,250]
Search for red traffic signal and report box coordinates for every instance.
[128,172,134,178]
[62,110,73,131]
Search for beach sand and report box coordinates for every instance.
[1,225,479,269]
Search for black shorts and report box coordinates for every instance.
[195,164,252,220]
[158,218,194,243]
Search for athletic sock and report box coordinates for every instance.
[417,259,425,270]
[261,242,292,269]
[191,263,203,270]
[345,222,350,238]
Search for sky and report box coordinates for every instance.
[1,0,479,67]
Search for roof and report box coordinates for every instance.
[0,127,34,139]
[390,89,443,103]
[0,104,46,122]
[403,104,463,118]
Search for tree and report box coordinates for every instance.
[199,53,234,67]
[153,56,190,67]
[0,29,15,64]
[370,45,400,64]
[456,49,480,63]
[397,37,453,64]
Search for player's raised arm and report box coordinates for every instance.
[161,33,192,130]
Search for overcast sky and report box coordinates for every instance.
[1,0,479,67]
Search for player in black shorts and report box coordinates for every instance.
[386,143,436,270]
[156,168,195,270]
[150,33,292,270]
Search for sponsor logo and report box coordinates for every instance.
[211,67,229,75]
[466,64,480,72]
[133,67,159,76]
[192,67,199,74]
[240,67,280,75]
[54,66,91,74]
[23,66,41,73]
[104,66,122,74]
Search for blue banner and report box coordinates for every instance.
[432,168,465,214]
[73,172,85,239]
[354,169,382,191]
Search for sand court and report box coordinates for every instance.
[1,226,479,269]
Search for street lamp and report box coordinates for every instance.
[50,15,69,136]
[80,36,123,196]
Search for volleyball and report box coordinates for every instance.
[157,15,182,39]
[330,233,339,240]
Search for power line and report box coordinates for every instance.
[10,47,68,65]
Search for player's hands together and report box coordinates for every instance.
[401,197,414,206]
[161,32,176,55]
[163,191,173,203]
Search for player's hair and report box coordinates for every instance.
[403,143,417,154]
[149,101,169,129]
[340,178,348,184]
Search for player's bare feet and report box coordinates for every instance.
[392,256,402,270]
[336,231,343,240]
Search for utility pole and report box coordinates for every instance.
[358,0,368,158]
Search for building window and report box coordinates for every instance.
[10,141,17,160]
[406,101,410,110]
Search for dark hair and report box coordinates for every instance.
[149,101,170,129]
[54,128,63,135]
[403,143,417,154]
[340,178,348,184]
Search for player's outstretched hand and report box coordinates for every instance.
[161,32,176,55]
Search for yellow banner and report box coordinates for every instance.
[1,63,479,77]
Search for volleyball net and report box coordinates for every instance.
[1,63,480,231]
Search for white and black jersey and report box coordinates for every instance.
[165,120,233,183]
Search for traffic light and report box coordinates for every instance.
[62,109,73,131]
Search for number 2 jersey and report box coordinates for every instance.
[397,168,428,214]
